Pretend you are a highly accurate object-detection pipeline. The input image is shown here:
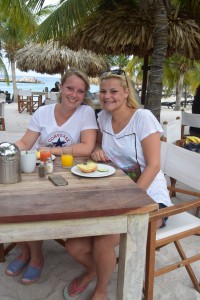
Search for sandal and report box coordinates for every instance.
[63,279,89,300]
[5,256,29,276]
[21,260,44,284]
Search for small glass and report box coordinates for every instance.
[61,146,74,168]
[38,161,46,178]
[40,147,51,162]
[46,157,53,174]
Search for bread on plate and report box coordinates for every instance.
[76,161,97,173]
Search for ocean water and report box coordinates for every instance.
[0,75,99,97]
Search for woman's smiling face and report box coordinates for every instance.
[60,74,86,109]
[99,78,129,112]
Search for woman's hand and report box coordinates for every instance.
[91,148,110,162]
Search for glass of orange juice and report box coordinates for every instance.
[40,147,51,162]
[61,146,74,168]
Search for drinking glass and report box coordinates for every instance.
[40,147,51,162]
[21,150,37,173]
[61,146,74,168]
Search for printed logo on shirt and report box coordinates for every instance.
[44,131,73,147]
[108,155,141,182]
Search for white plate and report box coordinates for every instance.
[71,164,115,178]
[36,154,56,164]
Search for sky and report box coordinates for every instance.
[3,0,59,78]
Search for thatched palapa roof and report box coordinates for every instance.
[65,4,200,60]
[15,42,109,77]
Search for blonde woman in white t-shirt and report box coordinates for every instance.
[5,69,98,284]
[63,70,172,300]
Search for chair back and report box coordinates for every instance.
[0,93,6,103]
[161,141,200,190]
[181,111,200,138]
[49,92,59,101]
[181,111,200,127]
[18,90,32,97]
[161,117,181,144]
[0,103,5,118]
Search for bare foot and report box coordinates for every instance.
[28,255,44,268]
[91,291,107,300]
[67,273,96,297]
[19,253,31,262]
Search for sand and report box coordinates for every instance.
[0,102,200,300]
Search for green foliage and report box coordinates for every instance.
[0,0,37,35]
[106,55,130,69]
[35,0,99,42]
[163,54,200,96]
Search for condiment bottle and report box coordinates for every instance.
[38,161,46,178]
[46,157,53,174]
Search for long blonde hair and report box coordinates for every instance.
[99,71,139,109]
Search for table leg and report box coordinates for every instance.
[117,213,149,300]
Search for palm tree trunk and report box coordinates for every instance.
[141,54,150,105]
[10,59,18,103]
[145,0,168,121]
[174,73,184,111]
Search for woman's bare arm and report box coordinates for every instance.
[50,129,97,157]
[91,129,110,162]
[15,130,40,150]
[136,132,161,191]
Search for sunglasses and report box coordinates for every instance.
[101,69,128,86]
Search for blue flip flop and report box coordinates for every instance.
[21,260,44,284]
[5,256,29,276]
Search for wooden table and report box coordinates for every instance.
[0,158,157,299]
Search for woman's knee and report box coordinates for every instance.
[93,235,119,253]
[65,237,92,256]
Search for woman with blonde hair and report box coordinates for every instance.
[64,69,171,300]
[5,69,98,284]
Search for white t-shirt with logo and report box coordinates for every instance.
[97,109,172,207]
[28,104,98,148]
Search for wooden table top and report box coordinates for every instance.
[0,158,158,224]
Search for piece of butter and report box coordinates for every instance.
[97,167,108,172]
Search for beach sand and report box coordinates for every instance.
[0,103,200,300]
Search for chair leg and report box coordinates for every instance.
[174,240,200,292]
[181,125,186,139]
[144,220,157,300]
[195,207,200,217]
[0,117,5,131]
[4,243,17,256]
[54,239,66,248]
[0,243,5,262]
[170,177,177,197]
[0,243,17,262]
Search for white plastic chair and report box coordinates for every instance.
[145,141,200,299]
